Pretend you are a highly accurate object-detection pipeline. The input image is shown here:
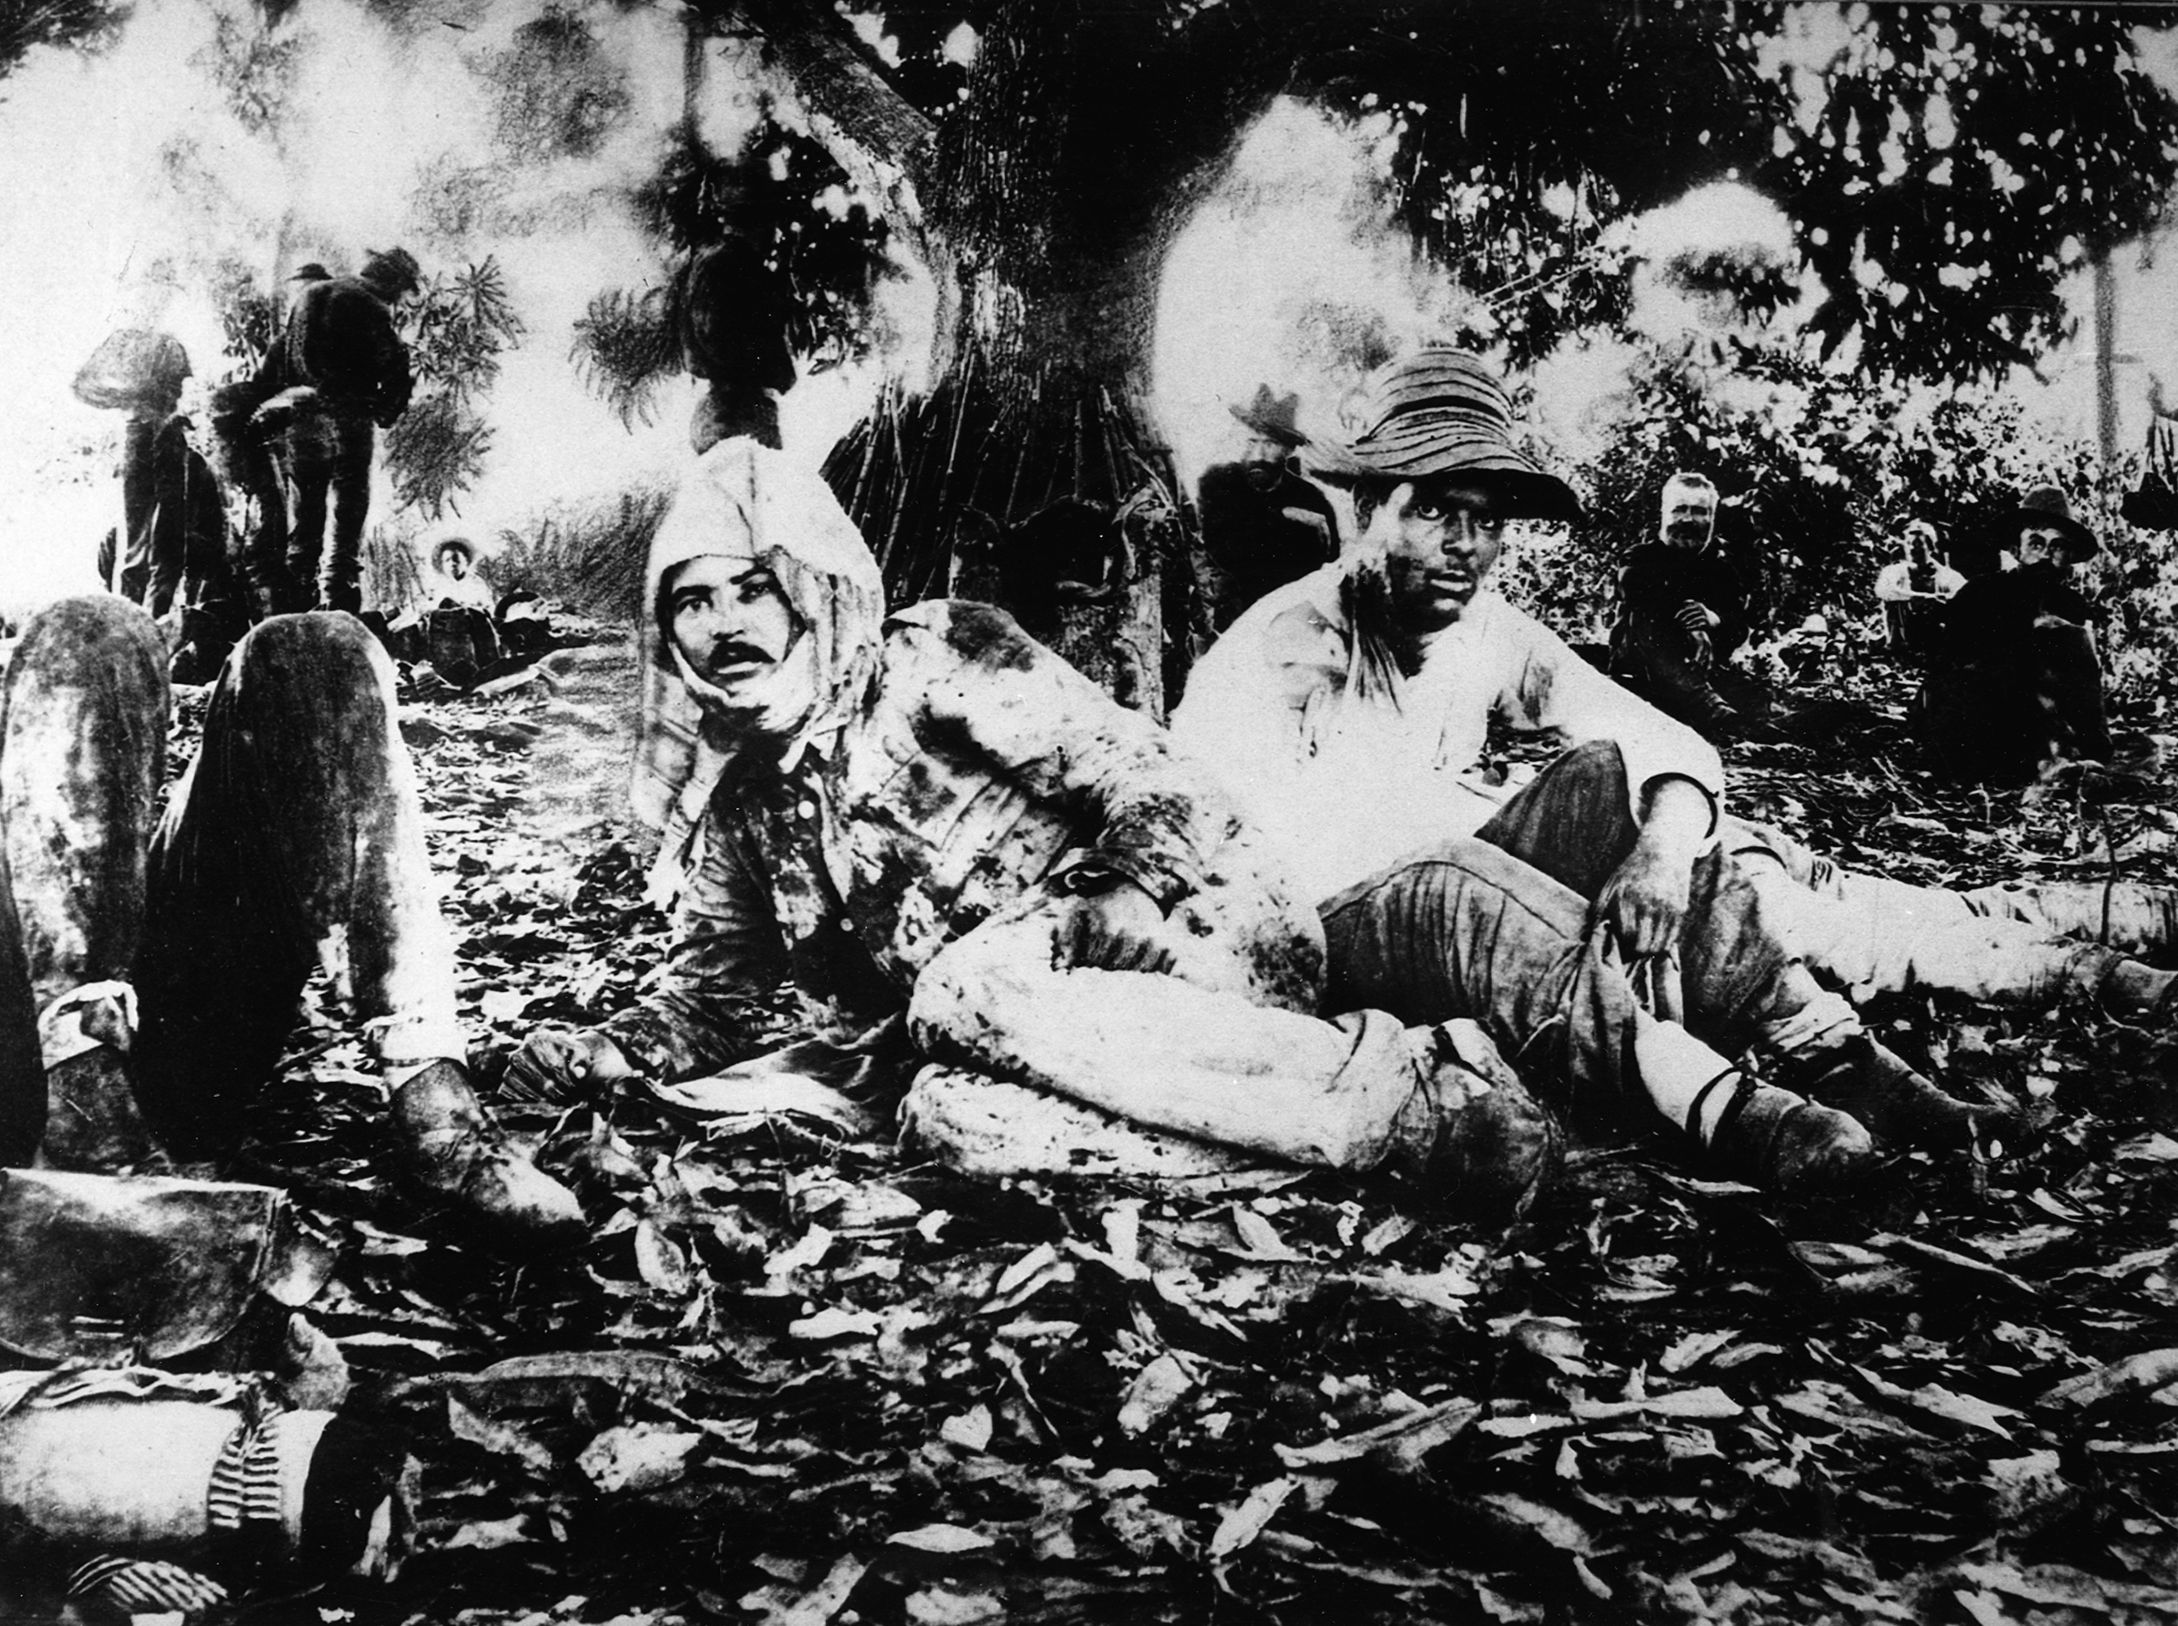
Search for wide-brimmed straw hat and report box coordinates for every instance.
[1301,346,1583,523]
[1228,384,1307,448]
[2003,485,2098,560]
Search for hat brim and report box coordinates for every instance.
[2003,508,2099,560]
[1302,438,1584,525]
[1227,403,1307,448]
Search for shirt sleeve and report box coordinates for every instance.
[1873,563,1912,603]
[1494,603,1726,833]
[902,604,1234,910]
[599,815,790,1079]
[1170,595,1341,819]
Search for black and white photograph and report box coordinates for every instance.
[3,1,2178,1619]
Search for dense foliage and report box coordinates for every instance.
[1355,4,2178,379]
[648,1,2178,388]
[384,256,528,521]
[1499,323,2178,712]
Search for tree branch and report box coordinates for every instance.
[720,0,939,261]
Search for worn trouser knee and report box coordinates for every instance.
[0,598,169,1159]
[912,893,1418,1172]
[135,612,462,1150]
[1321,835,1652,1132]
[3,598,168,1011]
[1472,739,1640,899]
[216,614,457,1040]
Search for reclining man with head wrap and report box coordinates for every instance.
[0,599,582,1250]
[1174,347,2178,1164]
[508,439,1911,1202]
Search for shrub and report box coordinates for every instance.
[1499,332,2175,710]
[488,486,671,623]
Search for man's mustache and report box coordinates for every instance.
[703,639,774,668]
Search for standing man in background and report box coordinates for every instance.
[278,248,420,614]
[1921,486,2112,784]
[1873,518,1964,663]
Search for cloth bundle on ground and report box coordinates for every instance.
[0,1168,409,1613]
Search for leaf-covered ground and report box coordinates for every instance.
[173,634,2178,1626]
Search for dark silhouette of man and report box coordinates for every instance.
[1195,385,1340,633]
[278,248,420,613]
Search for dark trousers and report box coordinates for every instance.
[109,414,190,618]
[1922,624,2111,783]
[0,599,460,1164]
[1610,607,1770,739]
[285,402,376,614]
[1319,742,1810,1132]
[115,415,158,604]
[232,437,301,617]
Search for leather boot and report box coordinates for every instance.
[40,1047,170,1174]
[389,1062,585,1253]
[1697,1072,1879,1198]
[1776,1032,2012,1150]
[1388,1022,1561,1220]
[37,988,171,1174]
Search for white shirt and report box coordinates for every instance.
[1173,567,1725,903]
[1873,560,1965,603]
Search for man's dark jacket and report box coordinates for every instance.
[282,277,413,425]
[1612,534,1767,660]
[1196,464,1339,631]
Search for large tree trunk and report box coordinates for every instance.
[817,5,1262,717]
[823,267,1192,715]
[732,0,1299,713]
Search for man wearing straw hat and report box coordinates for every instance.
[1177,350,2178,1142]
[509,437,1913,1202]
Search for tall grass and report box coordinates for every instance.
[361,483,669,623]
[488,486,670,624]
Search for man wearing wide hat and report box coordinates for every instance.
[1195,384,1341,633]
[1922,485,2111,784]
[1177,349,2178,1174]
